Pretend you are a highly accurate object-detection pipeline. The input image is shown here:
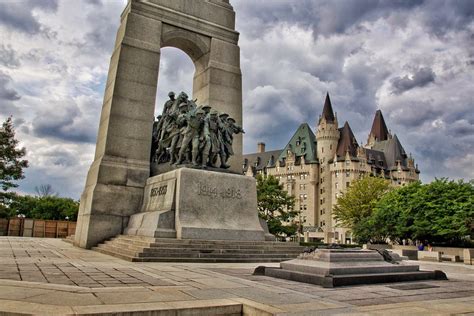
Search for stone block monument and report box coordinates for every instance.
[74,0,269,249]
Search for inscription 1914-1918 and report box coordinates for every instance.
[150,185,167,197]
[197,182,242,199]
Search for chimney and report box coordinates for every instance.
[257,142,266,153]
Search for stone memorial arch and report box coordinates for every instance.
[75,0,243,248]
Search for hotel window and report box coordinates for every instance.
[335,171,338,178]
[320,199,323,205]
[303,194,307,200]
[346,160,350,166]
[346,181,350,188]
[330,144,333,150]
[335,182,338,189]
[346,171,350,177]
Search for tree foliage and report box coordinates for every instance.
[334,176,473,245]
[0,117,28,206]
[256,174,298,237]
[333,176,392,243]
[374,178,473,245]
[7,194,79,220]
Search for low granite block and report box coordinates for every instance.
[418,251,442,262]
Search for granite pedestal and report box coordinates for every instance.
[125,168,268,241]
[256,249,447,287]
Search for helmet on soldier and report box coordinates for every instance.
[196,109,205,116]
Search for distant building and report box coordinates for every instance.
[243,93,420,243]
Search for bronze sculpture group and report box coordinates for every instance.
[151,91,244,169]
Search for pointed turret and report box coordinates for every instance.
[336,122,358,157]
[320,92,335,123]
[369,110,390,143]
[384,134,407,168]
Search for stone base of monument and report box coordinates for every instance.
[124,167,270,241]
[92,168,300,262]
[255,249,447,287]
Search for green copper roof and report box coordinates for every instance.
[278,123,318,163]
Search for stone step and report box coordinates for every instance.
[99,243,301,258]
[143,248,300,258]
[131,256,293,263]
[281,261,420,276]
[93,247,136,262]
[95,245,142,257]
[109,239,303,251]
[115,235,301,247]
[138,252,298,259]
[263,267,444,288]
[95,245,295,263]
[331,271,441,287]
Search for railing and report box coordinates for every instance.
[0,218,75,238]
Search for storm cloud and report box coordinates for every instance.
[391,68,436,94]
[0,0,472,198]
[0,0,58,34]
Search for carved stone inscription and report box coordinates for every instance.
[143,178,176,212]
[197,182,242,199]
[150,185,167,197]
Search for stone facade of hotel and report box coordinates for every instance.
[243,93,420,243]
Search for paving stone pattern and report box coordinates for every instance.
[1,237,474,315]
[0,238,173,287]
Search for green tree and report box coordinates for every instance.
[371,181,422,244]
[0,117,28,217]
[374,178,473,245]
[256,174,298,237]
[333,176,392,243]
[9,195,79,221]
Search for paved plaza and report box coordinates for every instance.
[0,237,474,315]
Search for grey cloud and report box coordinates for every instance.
[0,71,21,101]
[234,0,424,38]
[447,120,474,138]
[71,4,124,57]
[32,101,96,143]
[0,45,21,68]
[389,101,443,128]
[0,0,58,34]
[420,0,474,37]
[85,0,102,6]
[391,68,436,94]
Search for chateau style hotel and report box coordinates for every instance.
[243,93,420,243]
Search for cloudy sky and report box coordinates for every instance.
[0,0,472,198]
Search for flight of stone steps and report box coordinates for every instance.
[93,235,305,263]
